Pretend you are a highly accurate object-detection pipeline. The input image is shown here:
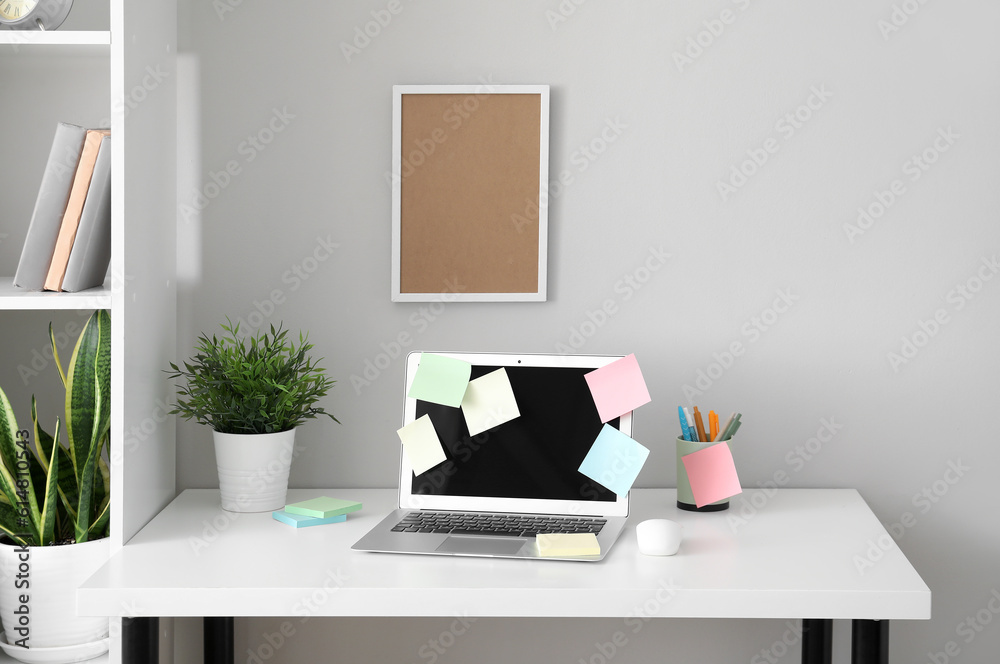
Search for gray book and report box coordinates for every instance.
[12,122,88,290]
[61,135,112,293]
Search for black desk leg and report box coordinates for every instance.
[852,619,889,664]
[122,617,159,664]
[801,619,832,664]
[204,617,235,664]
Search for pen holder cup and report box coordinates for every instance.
[676,437,732,512]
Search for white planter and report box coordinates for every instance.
[0,537,109,650]
[213,429,297,512]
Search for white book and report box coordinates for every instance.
[61,135,112,293]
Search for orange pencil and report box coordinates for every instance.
[709,410,719,441]
[693,406,707,442]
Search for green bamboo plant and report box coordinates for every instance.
[0,310,111,546]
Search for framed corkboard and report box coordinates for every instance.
[390,85,550,302]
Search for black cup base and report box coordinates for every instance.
[677,500,729,512]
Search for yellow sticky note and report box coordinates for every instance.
[536,533,601,557]
[461,368,520,436]
[397,414,447,475]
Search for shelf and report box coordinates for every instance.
[0,278,111,310]
[0,650,108,663]
[0,30,111,46]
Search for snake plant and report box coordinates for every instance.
[0,310,111,546]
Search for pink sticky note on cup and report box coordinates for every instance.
[584,354,651,423]
[681,443,742,508]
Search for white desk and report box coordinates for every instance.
[79,488,930,663]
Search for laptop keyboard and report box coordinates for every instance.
[391,512,607,538]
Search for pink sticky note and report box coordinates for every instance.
[681,443,742,508]
[584,354,651,423]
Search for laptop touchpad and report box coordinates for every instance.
[436,536,527,556]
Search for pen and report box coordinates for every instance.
[682,407,695,441]
[693,406,707,443]
[709,410,719,441]
[678,406,693,441]
[727,418,742,439]
[721,413,741,440]
[715,412,737,441]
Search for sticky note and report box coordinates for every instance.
[284,497,363,519]
[537,533,601,557]
[272,511,347,528]
[577,424,650,496]
[397,414,447,475]
[584,354,651,423]
[681,443,742,508]
[461,368,520,436]
[407,353,472,408]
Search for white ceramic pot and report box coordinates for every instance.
[213,429,297,512]
[0,537,110,650]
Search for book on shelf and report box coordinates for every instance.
[12,122,87,290]
[12,122,113,293]
[43,128,110,292]
[61,134,112,293]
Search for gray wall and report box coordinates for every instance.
[172,1,1000,662]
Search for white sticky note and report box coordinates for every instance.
[397,414,447,475]
[461,368,520,436]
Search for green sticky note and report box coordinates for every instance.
[284,497,363,519]
[407,353,472,408]
[272,511,347,528]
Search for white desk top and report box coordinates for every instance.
[78,488,930,620]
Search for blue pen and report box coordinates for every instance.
[678,406,693,441]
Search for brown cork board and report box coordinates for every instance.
[392,86,549,301]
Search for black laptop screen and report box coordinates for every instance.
[411,364,618,502]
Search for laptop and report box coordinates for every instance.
[352,351,632,561]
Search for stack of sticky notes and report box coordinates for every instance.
[272,496,362,529]
[536,533,601,557]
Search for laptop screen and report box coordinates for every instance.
[398,353,632,517]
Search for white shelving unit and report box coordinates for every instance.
[1,3,177,663]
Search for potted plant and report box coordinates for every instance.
[167,320,338,512]
[0,310,111,662]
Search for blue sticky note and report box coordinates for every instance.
[578,425,650,496]
[272,511,348,528]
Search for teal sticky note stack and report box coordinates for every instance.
[272,511,347,528]
[284,496,363,519]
